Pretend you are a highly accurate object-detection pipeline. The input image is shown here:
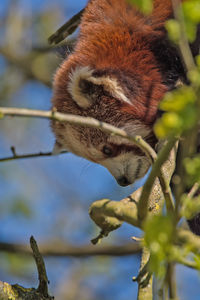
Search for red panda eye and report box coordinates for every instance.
[102,146,113,156]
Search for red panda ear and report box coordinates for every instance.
[68,66,132,108]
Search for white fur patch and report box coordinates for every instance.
[68,66,131,108]
[68,67,94,108]
[54,123,95,160]
[175,79,184,88]
[90,74,131,104]
[108,122,151,146]
[121,122,151,137]
[101,152,150,184]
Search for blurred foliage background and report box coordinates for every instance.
[0,1,200,299]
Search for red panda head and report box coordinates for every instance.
[52,61,164,186]
[51,0,185,186]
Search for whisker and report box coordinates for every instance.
[134,158,142,179]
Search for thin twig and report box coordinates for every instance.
[48,9,84,45]
[136,247,152,300]
[166,263,177,300]
[0,150,67,163]
[176,229,200,254]
[10,146,17,157]
[176,257,197,269]
[187,183,200,198]
[30,236,49,298]
[0,240,141,257]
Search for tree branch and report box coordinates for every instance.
[0,149,67,163]
[187,183,200,198]
[30,236,49,298]
[48,9,84,45]
[0,237,53,300]
[176,228,200,253]
[0,240,141,257]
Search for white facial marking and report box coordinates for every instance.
[68,67,94,108]
[121,122,151,137]
[90,75,131,104]
[54,124,87,158]
[108,123,151,146]
[68,66,131,108]
[101,152,150,185]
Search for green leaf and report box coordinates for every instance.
[184,20,197,42]
[188,69,200,87]
[182,0,200,41]
[127,0,153,14]
[165,19,181,43]
[183,1,200,24]
[160,87,196,112]
[154,86,197,138]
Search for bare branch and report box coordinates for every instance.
[176,257,197,269]
[0,281,53,300]
[30,236,49,298]
[0,237,53,300]
[0,240,141,257]
[0,149,67,163]
[165,263,177,300]
[176,228,200,253]
[136,247,152,300]
[48,9,84,45]
[187,183,200,198]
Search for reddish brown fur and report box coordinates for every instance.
[53,0,179,125]
[52,0,183,155]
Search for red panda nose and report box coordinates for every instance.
[117,176,130,187]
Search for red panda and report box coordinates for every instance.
[52,0,199,187]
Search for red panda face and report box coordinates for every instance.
[51,0,185,186]
[53,122,151,186]
[52,65,160,186]
[52,118,152,186]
